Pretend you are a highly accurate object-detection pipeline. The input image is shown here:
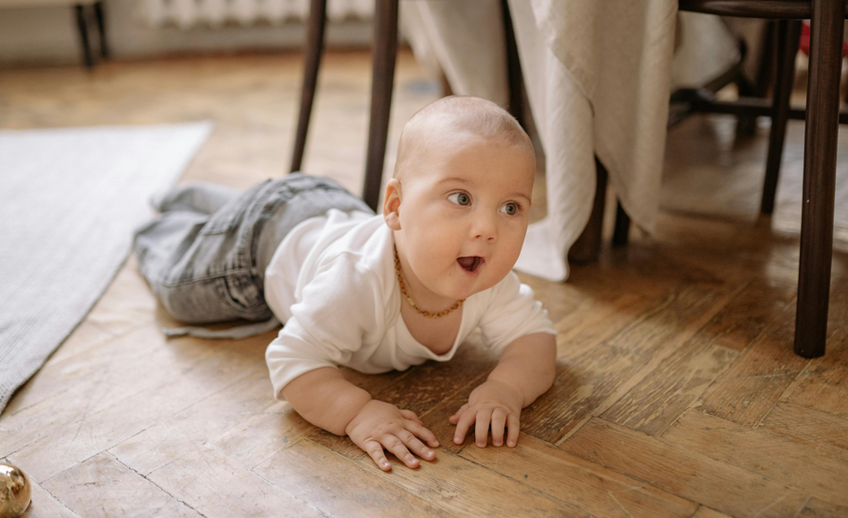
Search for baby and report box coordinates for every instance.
[134,96,557,472]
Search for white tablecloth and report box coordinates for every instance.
[401,2,750,282]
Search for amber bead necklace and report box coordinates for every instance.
[394,246,464,318]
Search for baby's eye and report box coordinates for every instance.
[447,192,471,206]
[500,202,520,216]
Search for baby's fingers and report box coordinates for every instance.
[453,410,477,444]
[364,440,393,472]
[400,409,424,426]
[475,411,492,447]
[449,404,469,425]
[506,413,520,447]
[402,432,436,462]
[491,408,507,447]
[405,418,440,448]
[383,436,420,469]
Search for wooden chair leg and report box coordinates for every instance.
[755,21,777,98]
[501,0,524,124]
[74,4,94,68]
[761,20,802,215]
[612,201,630,247]
[735,37,760,136]
[794,0,843,358]
[93,1,109,58]
[290,0,327,174]
[362,0,399,211]
[568,157,607,263]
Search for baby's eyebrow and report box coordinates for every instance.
[437,176,471,185]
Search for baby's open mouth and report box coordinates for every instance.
[457,256,482,273]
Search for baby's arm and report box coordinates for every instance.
[282,367,439,471]
[450,332,556,447]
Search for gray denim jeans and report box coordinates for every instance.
[133,173,372,338]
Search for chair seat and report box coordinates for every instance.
[679,0,848,18]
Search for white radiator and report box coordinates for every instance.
[139,0,374,29]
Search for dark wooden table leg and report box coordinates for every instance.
[761,20,802,215]
[290,0,327,174]
[93,1,109,58]
[794,0,843,358]
[612,201,630,247]
[74,4,94,68]
[755,21,777,99]
[501,0,524,124]
[362,0,398,211]
[568,157,607,263]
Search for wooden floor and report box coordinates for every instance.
[2,49,848,518]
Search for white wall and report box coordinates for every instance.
[0,0,374,67]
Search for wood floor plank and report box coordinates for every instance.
[522,283,731,443]
[760,401,848,451]
[571,243,727,302]
[253,439,454,518]
[37,320,116,366]
[1,324,165,419]
[459,433,697,517]
[601,333,738,436]
[599,279,795,436]
[661,409,848,506]
[373,333,499,416]
[419,373,487,455]
[109,369,291,476]
[337,365,407,401]
[686,278,795,352]
[514,271,582,327]
[554,292,659,361]
[0,324,185,457]
[2,327,270,460]
[796,497,848,518]
[348,448,588,517]
[146,444,325,518]
[690,507,733,518]
[83,257,160,335]
[784,368,848,417]
[305,428,368,463]
[21,478,82,518]
[780,334,848,417]
[208,405,313,470]
[559,418,807,517]
[41,452,203,518]
[697,305,810,426]
[8,338,267,482]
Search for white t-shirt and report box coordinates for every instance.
[264,209,557,400]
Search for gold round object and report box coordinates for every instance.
[0,463,31,518]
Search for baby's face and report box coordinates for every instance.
[390,134,535,303]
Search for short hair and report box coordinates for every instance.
[393,96,534,179]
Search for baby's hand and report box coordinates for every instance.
[344,400,440,472]
[450,379,523,448]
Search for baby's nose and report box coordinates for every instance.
[472,213,497,241]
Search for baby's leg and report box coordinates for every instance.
[134,208,269,324]
[153,182,240,215]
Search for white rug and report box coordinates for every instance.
[0,122,212,413]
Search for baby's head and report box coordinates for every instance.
[383,96,536,306]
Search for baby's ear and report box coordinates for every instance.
[382,178,402,231]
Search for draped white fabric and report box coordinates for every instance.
[139,0,374,28]
[400,3,750,282]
